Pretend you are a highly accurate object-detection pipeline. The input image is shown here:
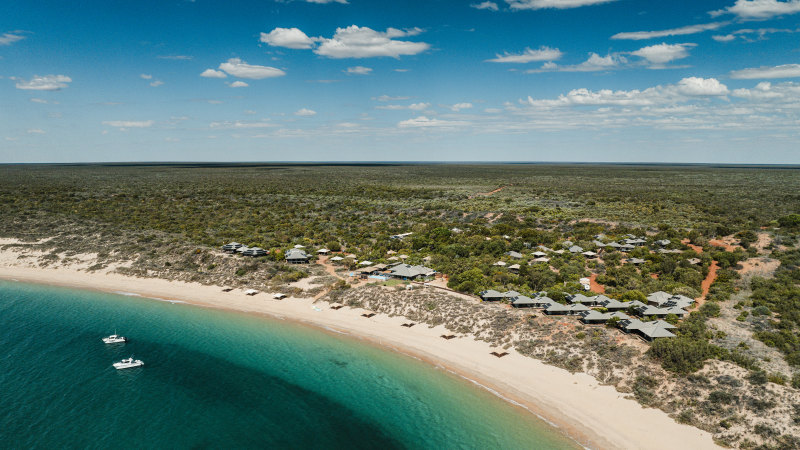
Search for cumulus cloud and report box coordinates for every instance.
[730,63,800,79]
[229,81,249,88]
[200,69,227,78]
[260,27,315,49]
[314,26,429,58]
[528,52,625,72]
[711,0,800,20]
[471,1,499,10]
[27,129,45,134]
[676,77,729,96]
[409,102,430,111]
[521,77,729,108]
[345,66,373,75]
[506,0,617,10]
[157,55,193,60]
[0,32,26,45]
[295,108,317,116]
[102,120,154,128]
[398,116,467,128]
[14,74,72,91]
[486,46,563,63]
[451,102,473,111]
[611,22,726,40]
[140,74,153,80]
[209,120,275,129]
[218,58,285,79]
[150,80,164,87]
[630,43,696,65]
[712,34,737,41]
[732,81,800,101]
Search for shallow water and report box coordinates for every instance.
[0,281,578,449]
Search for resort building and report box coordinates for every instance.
[386,263,436,280]
[285,248,310,264]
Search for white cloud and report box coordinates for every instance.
[506,0,616,10]
[676,77,729,96]
[713,27,796,42]
[374,94,410,101]
[218,58,285,79]
[732,81,800,101]
[471,1,499,10]
[102,120,154,128]
[140,73,153,80]
[398,116,467,128]
[409,102,431,111]
[295,108,317,116]
[158,55,193,60]
[711,0,800,20]
[730,63,800,79]
[260,27,315,49]
[209,120,275,129]
[345,66,373,75]
[30,98,49,104]
[0,32,25,46]
[314,25,429,58]
[521,77,729,108]
[229,81,249,88]
[712,34,737,41]
[486,46,563,63]
[451,103,473,111]
[14,74,72,91]
[630,43,696,65]
[200,68,227,78]
[611,22,726,40]
[27,129,45,134]
[150,80,164,87]
[529,52,625,72]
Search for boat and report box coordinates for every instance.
[102,331,128,344]
[113,356,144,370]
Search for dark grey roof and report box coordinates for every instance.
[388,263,435,278]
[285,248,310,259]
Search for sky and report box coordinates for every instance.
[2,0,800,163]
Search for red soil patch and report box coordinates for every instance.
[650,273,659,279]
[698,260,720,306]
[681,238,703,253]
[589,273,605,293]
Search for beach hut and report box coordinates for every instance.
[245,289,259,296]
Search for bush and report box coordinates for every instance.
[748,370,768,385]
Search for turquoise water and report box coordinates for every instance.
[0,281,578,449]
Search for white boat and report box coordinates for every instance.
[102,331,128,344]
[113,357,144,370]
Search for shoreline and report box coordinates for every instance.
[0,264,717,449]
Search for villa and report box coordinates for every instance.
[285,248,310,264]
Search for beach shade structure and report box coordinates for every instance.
[359,260,373,266]
[273,293,287,300]
[532,251,547,258]
[330,256,344,262]
[221,287,234,292]
[245,289,259,296]
[317,248,330,255]
[294,244,306,249]
[330,303,344,310]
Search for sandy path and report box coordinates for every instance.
[469,185,511,199]
[0,259,717,449]
[699,260,720,305]
[681,238,704,254]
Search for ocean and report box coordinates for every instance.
[0,281,578,449]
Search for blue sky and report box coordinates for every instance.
[2,0,800,163]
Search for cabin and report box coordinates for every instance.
[505,251,523,259]
[530,296,556,308]
[568,245,584,254]
[479,290,505,301]
[579,310,611,324]
[222,242,244,253]
[598,297,629,311]
[626,257,646,265]
[510,295,537,308]
[285,248,310,264]
[508,263,521,273]
[387,263,435,280]
[647,291,672,306]
[568,294,600,306]
[635,305,670,318]
[545,303,589,316]
[637,321,677,341]
[317,248,330,255]
[242,247,267,257]
[582,251,598,258]
[531,257,550,264]
[532,251,548,258]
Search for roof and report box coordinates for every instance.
[636,305,669,316]
[593,240,606,247]
[511,295,536,306]
[388,263,435,278]
[503,290,521,298]
[330,256,344,261]
[638,321,677,339]
[508,263,521,270]
[598,297,629,309]
[580,310,611,321]
[569,294,595,304]
[532,251,547,257]
[285,248,310,259]
[480,289,504,298]
[531,257,550,263]
[493,261,507,266]
[568,245,584,253]
[506,251,523,259]
[545,303,570,312]
[609,311,631,320]
[619,319,644,331]
[647,291,673,305]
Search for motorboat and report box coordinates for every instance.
[113,357,144,370]
[102,332,128,344]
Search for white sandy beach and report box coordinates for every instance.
[0,251,716,449]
